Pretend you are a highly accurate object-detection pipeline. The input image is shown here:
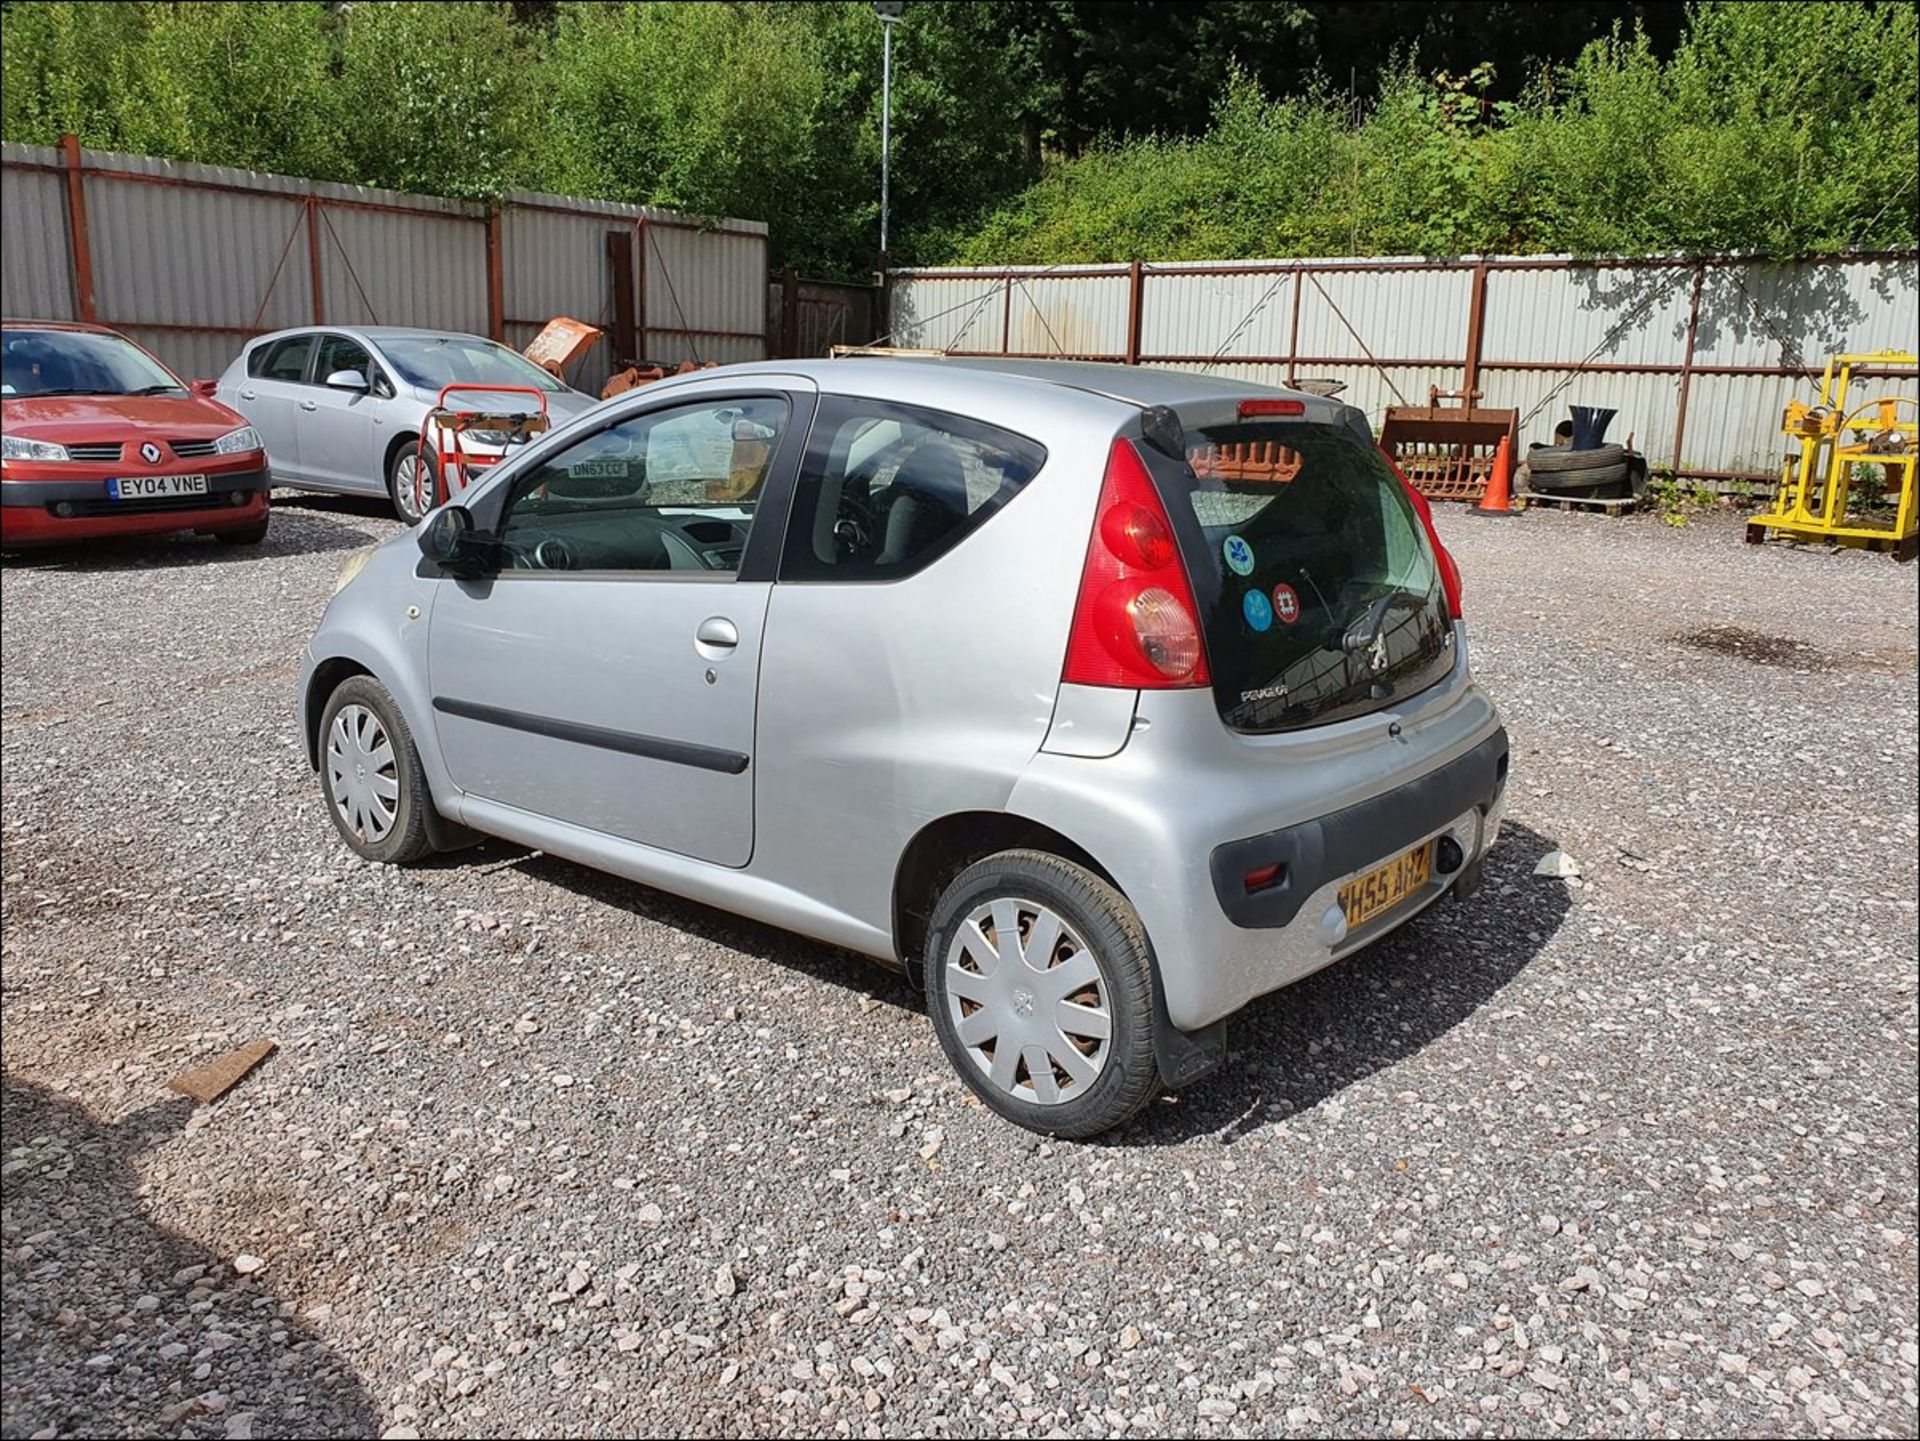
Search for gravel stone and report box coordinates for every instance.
[2,500,1915,1436]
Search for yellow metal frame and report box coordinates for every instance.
[1747,350,1918,560]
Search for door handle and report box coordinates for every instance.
[695,616,739,654]
[239,389,256,401]
[299,399,318,411]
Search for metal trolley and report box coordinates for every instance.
[415,383,552,512]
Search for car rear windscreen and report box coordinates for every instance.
[1148,416,1454,733]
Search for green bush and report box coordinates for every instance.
[945,1,1920,264]
[1,1,1912,272]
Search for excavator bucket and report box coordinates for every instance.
[1380,387,1520,503]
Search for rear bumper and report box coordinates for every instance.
[1009,627,1510,1033]
[0,466,270,546]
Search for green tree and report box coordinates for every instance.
[327,1,542,200]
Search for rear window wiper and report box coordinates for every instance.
[1339,589,1427,657]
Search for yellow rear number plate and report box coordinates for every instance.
[1338,842,1433,929]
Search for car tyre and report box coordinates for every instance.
[387,440,438,525]
[925,849,1162,1138]
[317,675,434,865]
[211,513,271,545]
[1526,442,1628,477]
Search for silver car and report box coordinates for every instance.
[215,326,596,522]
[298,358,1508,1136]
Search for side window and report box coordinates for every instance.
[493,396,788,575]
[313,334,372,383]
[258,335,315,383]
[779,398,1047,581]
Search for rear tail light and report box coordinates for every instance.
[1063,439,1210,689]
[1382,448,1464,621]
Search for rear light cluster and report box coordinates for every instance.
[1062,439,1211,689]
[1382,449,1465,621]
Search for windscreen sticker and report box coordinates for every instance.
[1242,589,1274,631]
[1223,534,1255,575]
[1271,583,1301,625]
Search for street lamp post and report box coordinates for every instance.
[874,2,903,264]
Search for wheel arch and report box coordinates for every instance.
[891,810,1119,985]
[303,657,374,770]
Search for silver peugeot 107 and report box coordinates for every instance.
[299,357,1508,1136]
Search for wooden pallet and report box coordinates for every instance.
[1522,491,1643,517]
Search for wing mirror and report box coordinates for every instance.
[188,378,219,398]
[417,504,491,577]
[324,368,370,392]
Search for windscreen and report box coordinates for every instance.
[382,335,568,395]
[1,328,181,398]
[1152,417,1454,732]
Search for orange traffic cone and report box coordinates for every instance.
[1470,434,1519,518]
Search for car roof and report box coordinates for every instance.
[2,318,121,335]
[645,355,1312,411]
[245,325,500,347]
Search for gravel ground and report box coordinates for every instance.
[2,497,1915,1440]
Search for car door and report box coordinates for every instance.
[425,380,816,868]
[295,333,389,495]
[234,333,318,481]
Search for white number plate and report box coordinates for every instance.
[108,474,208,500]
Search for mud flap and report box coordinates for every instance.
[1449,852,1485,902]
[1152,970,1227,1088]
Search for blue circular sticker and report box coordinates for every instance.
[1222,534,1255,576]
[1243,589,1274,631]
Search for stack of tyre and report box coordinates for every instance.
[1521,404,1648,501]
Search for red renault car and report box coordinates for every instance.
[2,321,270,550]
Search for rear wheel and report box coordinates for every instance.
[318,675,433,864]
[925,850,1161,1137]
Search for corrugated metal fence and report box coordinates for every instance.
[1,136,769,394]
[887,253,1920,481]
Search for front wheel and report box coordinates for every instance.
[925,850,1162,1137]
[317,675,434,864]
[387,440,438,525]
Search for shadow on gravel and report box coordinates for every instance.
[1122,821,1572,1146]
[508,850,919,1007]
[271,492,400,525]
[0,1074,379,1438]
[506,825,1568,1147]
[0,504,382,571]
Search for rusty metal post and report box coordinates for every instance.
[1670,262,1706,474]
[1462,260,1490,397]
[486,206,505,341]
[634,218,650,361]
[606,230,637,364]
[1285,266,1305,385]
[781,267,800,357]
[305,197,324,323]
[1125,260,1144,365]
[59,133,96,323]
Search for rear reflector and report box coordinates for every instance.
[1243,862,1286,894]
[1238,399,1306,418]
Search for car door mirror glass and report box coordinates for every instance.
[325,368,370,392]
[419,504,489,574]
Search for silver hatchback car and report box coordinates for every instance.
[215,326,596,523]
[299,358,1508,1136]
